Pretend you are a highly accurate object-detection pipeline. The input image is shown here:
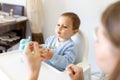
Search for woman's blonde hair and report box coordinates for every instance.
[101,1,120,80]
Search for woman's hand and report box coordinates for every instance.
[66,64,84,80]
[23,42,42,80]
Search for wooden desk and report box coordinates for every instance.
[0,11,27,51]
[0,11,27,34]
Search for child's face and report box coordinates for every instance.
[55,16,76,41]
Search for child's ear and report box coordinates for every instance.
[73,29,78,34]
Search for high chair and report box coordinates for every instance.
[71,29,88,64]
[39,29,91,80]
[72,29,91,80]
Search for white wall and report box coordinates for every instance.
[0,0,26,6]
[0,0,118,73]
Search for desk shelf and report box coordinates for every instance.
[0,19,27,53]
[0,3,27,53]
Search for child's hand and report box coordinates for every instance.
[66,64,84,80]
[39,48,54,61]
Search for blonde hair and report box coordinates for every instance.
[101,1,120,80]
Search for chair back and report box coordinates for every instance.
[71,30,88,64]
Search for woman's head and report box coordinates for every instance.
[95,1,120,79]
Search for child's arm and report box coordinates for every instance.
[50,45,78,71]
[44,43,78,71]
[39,44,78,71]
[44,36,78,71]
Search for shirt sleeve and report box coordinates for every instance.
[49,44,78,71]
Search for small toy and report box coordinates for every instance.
[19,36,31,52]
